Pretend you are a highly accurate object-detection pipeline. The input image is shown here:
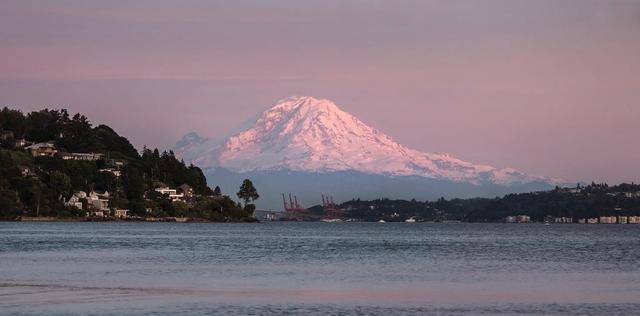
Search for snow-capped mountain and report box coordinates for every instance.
[175,96,552,186]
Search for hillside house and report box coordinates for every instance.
[178,184,194,197]
[64,191,87,210]
[87,191,110,211]
[61,152,104,161]
[155,187,185,202]
[25,142,57,157]
[99,168,121,177]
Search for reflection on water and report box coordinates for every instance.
[0,222,639,315]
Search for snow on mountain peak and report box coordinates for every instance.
[174,96,554,185]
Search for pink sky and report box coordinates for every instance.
[1,0,639,183]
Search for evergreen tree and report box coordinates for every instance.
[236,179,259,206]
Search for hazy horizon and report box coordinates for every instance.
[1,0,639,184]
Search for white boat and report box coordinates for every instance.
[378,219,386,223]
[405,217,416,223]
[321,218,343,223]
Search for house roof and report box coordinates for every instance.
[25,142,56,149]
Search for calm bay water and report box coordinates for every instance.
[0,222,639,315]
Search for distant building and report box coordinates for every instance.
[86,210,105,217]
[25,142,57,157]
[566,188,581,194]
[98,168,121,177]
[253,210,282,221]
[113,209,129,218]
[61,152,104,161]
[155,187,185,202]
[577,218,586,224]
[624,192,640,198]
[599,216,617,224]
[587,218,599,224]
[628,216,640,224]
[516,215,531,223]
[178,184,194,197]
[505,216,517,223]
[64,191,87,210]
[618,216,628,224]
[87,191,110,211]
[554,217,573,224]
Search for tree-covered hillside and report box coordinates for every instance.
[341,183,640,222]
[0,107,254,221]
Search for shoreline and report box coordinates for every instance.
[4,216,259,223]
[3,217,638,225]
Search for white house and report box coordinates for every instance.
[87,191,110,211]
[599,216,617,224]
[155,187,184,202]
[65,191,87,210]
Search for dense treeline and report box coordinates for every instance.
[342,183,640,222]
[0,107,253,221]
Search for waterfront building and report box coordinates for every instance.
[618,216,628,224]
[578,218,586,224]
[86,210,105,217]
[599,216,617,224]
[254,210,282,221]
[516,215,531,223]
[554,217,573,223]
[628,216,640,224]
[587,218,598,224]
[88,191,110,211]
[113,209,129,218]
[505,216,517,223]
